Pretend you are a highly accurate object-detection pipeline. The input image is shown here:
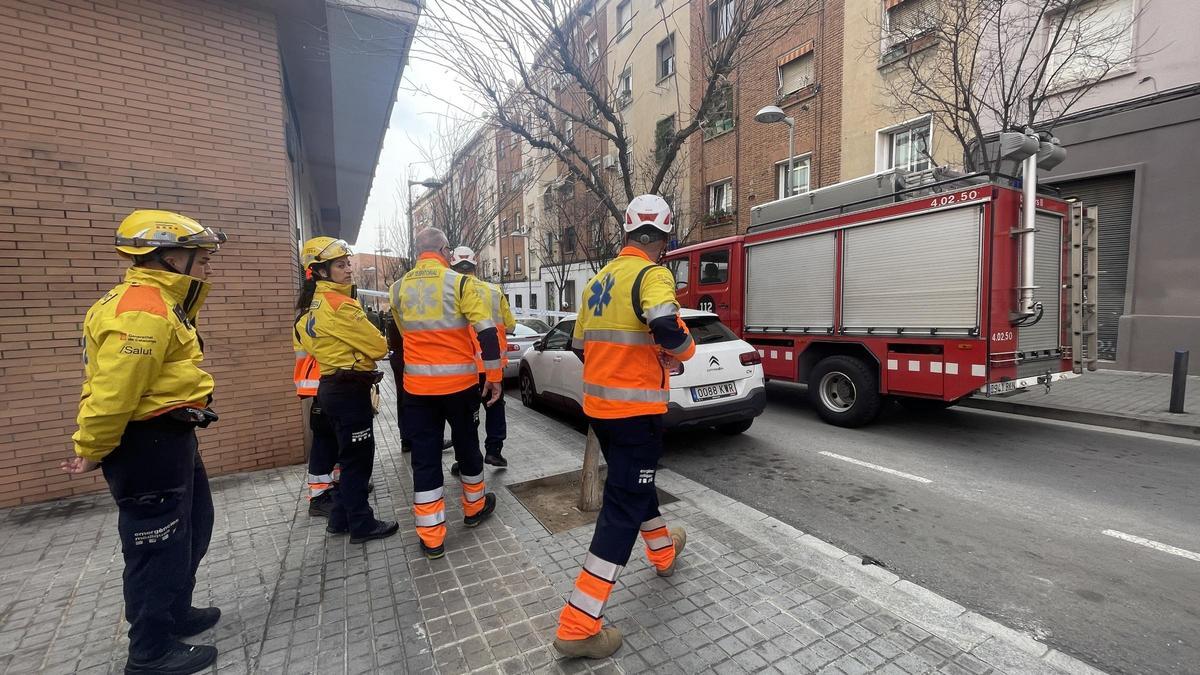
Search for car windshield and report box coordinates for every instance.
[683,316,738,344]
[518,318,551,333]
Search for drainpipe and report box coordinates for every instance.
[1017,137,1039,318]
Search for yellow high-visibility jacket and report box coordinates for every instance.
[297,281,388,374]
[572,246,696,419]
[469,277,516,371]
[73,267,215,462]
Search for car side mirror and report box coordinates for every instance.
[532,339,544,351]
[675,281,688,290]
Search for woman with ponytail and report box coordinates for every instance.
[295,237,395,543]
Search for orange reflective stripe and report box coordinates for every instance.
[557,603,602,641]
[294,352,320,397]
[416,522,446,549]
[575,570,614,604]
[461,479,486,516]
[641,526,676,571]
[403,325,482,395]
[582,393,666,419]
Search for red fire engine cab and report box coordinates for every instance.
[666,163,1099,428]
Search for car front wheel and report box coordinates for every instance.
[519,368,539,408]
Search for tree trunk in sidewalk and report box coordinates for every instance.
[578,426,602,512]
[301,396,313,461]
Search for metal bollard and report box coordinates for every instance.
[1169,350,1189,414]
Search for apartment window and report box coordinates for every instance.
[564,226,578,252]
[883,118,932,172]
[586,32,599,63]
[514,211,523,234]
[657,35,676,80]
[884,0,936,52]
[617,67,632,107]
[544,230,556,257]
[565,119,575,140]
[778,42,815,96]
[616,0,632,37]
[515,294,523,309]
[775,156,811,198]
[515,253,523,272]
[542,184,555,210]
[589,155,601,176]
[710,0,734,42]
[655,115,675,165]
[503,257,510,275]
[707,180,733,215]
[531,293,538,309]
[703,85,735,139]
[1046,0,1134,87]
[563,280,577,311]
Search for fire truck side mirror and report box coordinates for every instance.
[675,280,689,290]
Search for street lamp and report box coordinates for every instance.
[755,105,796,197]
[407,178,444,260]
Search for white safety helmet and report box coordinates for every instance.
[623,194,673,236]
[449,245,477,269]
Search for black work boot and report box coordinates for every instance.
[308,491,334,518]
[172,607,221,638]
[463,493,497,527]
[420,541,445,560]
[449,462,461,477]
[484,453,508,468]
[350,519,399,544]
[125,643,217,674]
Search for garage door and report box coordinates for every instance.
[1051,173,1133,361]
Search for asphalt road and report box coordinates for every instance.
[649,381,1200,675]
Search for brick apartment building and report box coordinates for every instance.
[0,0,416,506]
[689,0,843,241]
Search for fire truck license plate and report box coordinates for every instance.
[987,381,1017,395]
[693,382,737,401]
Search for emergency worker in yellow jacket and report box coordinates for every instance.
[62,210,225,675]
[449,245,515,469]
[390,228,502,560]
[554,195,696,659]
[296,237,397,543]
[292,266,341,519]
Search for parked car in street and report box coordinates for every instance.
[504,318,551,380]
[518,309,766,433]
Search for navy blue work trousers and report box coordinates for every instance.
[101,418,214,661]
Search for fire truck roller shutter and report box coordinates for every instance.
[842,205,982,334]
[744,233,836,331]
[1016,212,1064,365]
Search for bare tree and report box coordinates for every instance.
[416,0,819,239]
[870,0,1147,173]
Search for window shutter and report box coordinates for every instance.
[777,41,815,95]
[888,0,935,40]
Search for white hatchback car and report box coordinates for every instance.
[518,309,766,433]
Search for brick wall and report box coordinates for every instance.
[0,0,303,507]
[688,0,844,241]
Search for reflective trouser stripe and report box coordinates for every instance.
[582,382,669,403]
[583,552,623,583]
[641,523,676,572]
[414,493,447,549]
[640,516,666,532]
[307,473,334,498]
[461,473,486,515]
[482,358,502,370]
[557,560,621,641]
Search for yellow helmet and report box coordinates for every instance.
[115,210,227,256]
[300,236,353,269]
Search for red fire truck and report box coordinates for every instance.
[666,160,1099,427]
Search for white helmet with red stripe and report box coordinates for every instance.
[623,194,673,235]
[449,245,477,269]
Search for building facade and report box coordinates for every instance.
[0,0,416,506]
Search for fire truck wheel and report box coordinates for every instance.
[808,356,882,428]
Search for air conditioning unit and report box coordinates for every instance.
[602,154,616,170]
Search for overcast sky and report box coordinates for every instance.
[355,29,480,253]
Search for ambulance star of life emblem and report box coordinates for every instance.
[587,274,615,317]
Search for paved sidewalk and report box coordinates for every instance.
[0,378,1103,674]
[962,369,1200,439]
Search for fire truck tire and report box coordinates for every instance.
[896,397,955,413]
[808,356,882,427]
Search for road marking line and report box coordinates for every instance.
[1102,530,1200,563]
[818,451,932,484]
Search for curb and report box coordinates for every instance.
[959,398,1199,441]
[661,470,1107,675]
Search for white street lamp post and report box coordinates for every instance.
[755,106,796,197]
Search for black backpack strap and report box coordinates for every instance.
[631,263,659,324]
[458,273,469,297]
[293,314,304,343]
